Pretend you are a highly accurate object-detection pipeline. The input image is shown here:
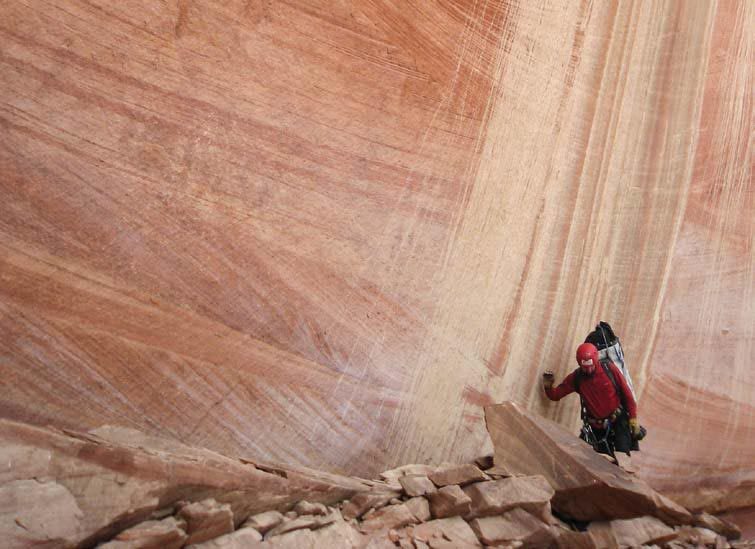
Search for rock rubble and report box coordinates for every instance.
[1,406,746,548]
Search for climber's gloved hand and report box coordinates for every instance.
[629,418,641,438]
[542,371,555,390]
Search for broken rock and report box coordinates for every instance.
[406,496,432,522]
[293,500,328,516]
[469,508,554,548]
[464,475,554,521]
[265,512,336,539]
[242,510,284,534]
[100,517,188,549]
[359,503,418,534]
[342,491,396,520]
[186,527,262,548]
[607,516,678,547]
[412,516,480,546]
[693,512,741,540]
[429,464,487,487]
[399,475,438,497]
[485,402,693,524]
[380,464,438,481]
[0,478,84,547]
[427,485,472,518]
[0,419,366,547]
[177,499,234,545]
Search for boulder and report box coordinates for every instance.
[261,520,365,548]
[485,402,693,524]
[293,501,328,516]
[177,499,234,545]
[463,476,554,521]
[468,508,554,547]
[359,503,418,533]
[342,491,397,520]
[427,485,472,518]
[265,511,337,539]
[0,479,84,547]
[604,516,678,547]
[309,520,365,547]
[242,511,284,534]
[380,464,439,481]
[429,464,487,487]
[399,475,438,497]
[675,526,727,547]
[187,527,263,548]
[99,517,188,549]
[406,497,432,522]
[263,527,316,548]
[550,527,600,548]
[693,512,741,540]
[411,516,480,547]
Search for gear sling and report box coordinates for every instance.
[574,362,629,460]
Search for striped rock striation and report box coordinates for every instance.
[0,0,752,525]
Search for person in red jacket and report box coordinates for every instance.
[543,342,641,468]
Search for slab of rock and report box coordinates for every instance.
[412,516,480,546]
[485,402,693,524]
[380,464,439,481]
[0,419,367,547]
[429,464,486,487]
[693,512,741,540]
[293,501,328,516]
[427,485,472,518]
[242,511,284,534]
[485,465,513,478]
[0,478,84,547]
[359,503,418,534]
[676,526,726,547]
[608,516,678,546]
[178,498,234,545]
[262,519,364,548]
[309,520,365,547]
[464,475,554,520]
[263,527,315,548]
[550,527,599,548]
[406,497,432,522]
[469,508,554,547]
[265,512,336,538]
[399,475,437,497]
[342,491,396,520]
[187,527,263,548]
[100,517,188,549]
[585,521,618,549]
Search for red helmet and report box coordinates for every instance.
[576,342,599,375]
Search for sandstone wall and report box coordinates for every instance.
[1,1,752,509]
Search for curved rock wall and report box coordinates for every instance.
[0,0,752,511]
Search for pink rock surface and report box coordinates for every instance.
[0,0,751,524]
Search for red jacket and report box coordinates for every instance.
[545,362,637,419]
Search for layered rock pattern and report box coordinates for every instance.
[0,0,752,519]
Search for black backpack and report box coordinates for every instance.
[585,321,618,350]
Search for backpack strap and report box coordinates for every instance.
[575,363,627,418]
[573,369,589,424]
[600,361,627,411]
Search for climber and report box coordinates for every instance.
[542,342,641,470]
